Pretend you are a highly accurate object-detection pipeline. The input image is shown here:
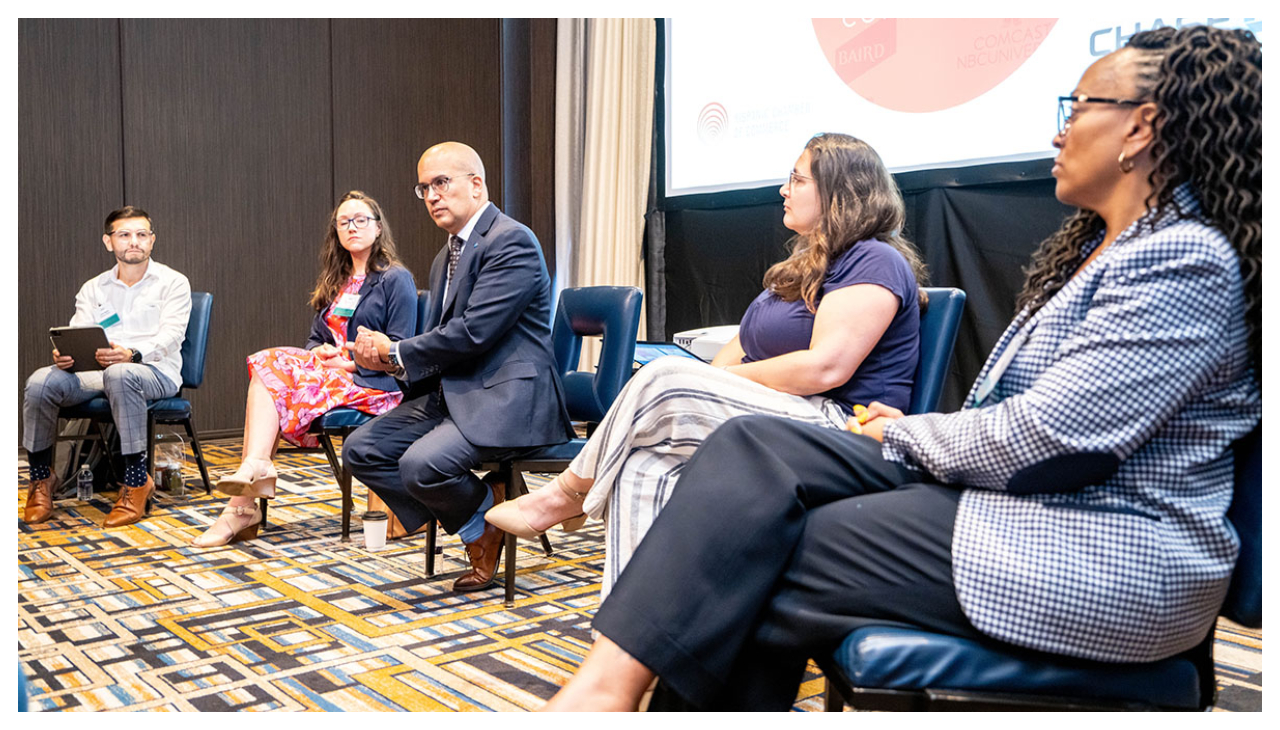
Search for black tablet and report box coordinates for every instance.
[49,326,110,372]
[634,340,704,366]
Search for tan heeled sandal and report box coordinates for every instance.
[215,458,277,498]
[191,504,262,547]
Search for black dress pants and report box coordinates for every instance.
[592,415,986,710]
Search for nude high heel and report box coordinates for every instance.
[215,458,277,498]
[191,504,262,547]
[485,477,589,538]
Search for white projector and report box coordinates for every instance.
[672,325,741,361]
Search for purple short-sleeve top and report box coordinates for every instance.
[737,239,920,414]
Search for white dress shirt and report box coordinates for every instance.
[69,259,193,388]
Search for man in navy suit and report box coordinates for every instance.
[344,142,574,592]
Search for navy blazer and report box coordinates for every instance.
[306,265,418,392]
[396,204,574,449]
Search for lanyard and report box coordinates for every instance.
[973,328,1030,407]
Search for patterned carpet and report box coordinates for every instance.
[17,437,1261,712]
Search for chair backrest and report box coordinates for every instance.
[178,292,213,389]
[552,286,644,423]
[1222,424,1261,627]
[907,287,966,415]
[415,289,431,336]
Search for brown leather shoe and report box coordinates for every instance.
[103,475,155,528]
[23,475,58,524]
[452,475,508,592]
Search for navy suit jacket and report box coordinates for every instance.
[397,204,574,449]
[306,264,418,392]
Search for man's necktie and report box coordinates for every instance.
[447,235,464,283]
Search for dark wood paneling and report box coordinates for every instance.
[18,19,124,435]
[331,19,503,277]
[19,18,556,438]
[120,19,333,433]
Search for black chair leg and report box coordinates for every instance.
[146,412,156,478]
[181,417,213,494]
[504,466,519,608]
[824,681,844,712]
[259,497,270,530]
[93,422,120,485]
[424,519,438,578]
[317,434,352,541]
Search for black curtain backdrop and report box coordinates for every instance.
[660,162,1074,412]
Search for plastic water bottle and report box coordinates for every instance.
[77,464,94,502]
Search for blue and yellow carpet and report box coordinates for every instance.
[17,439,1261,711]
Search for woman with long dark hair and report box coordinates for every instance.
[544,25,1262,710]
[487,133,927,598]
[192,191,417,547]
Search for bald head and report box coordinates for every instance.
[417,142,489,235]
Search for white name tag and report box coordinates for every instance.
[333,293,361,318]
[94,303,121,329]
[973,328,1030,407]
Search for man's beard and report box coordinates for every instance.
[116,250,149,264]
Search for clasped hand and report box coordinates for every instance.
[844,401,904,442]
[345,326,395,372]
[312,343,357,373]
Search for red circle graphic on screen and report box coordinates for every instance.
[812,18,1058,112]
[698,102,728,142]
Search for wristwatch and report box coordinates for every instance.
[387,343,407,379]
[129,348,143,364]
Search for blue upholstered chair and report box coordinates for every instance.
[468,285,643,606]
[268,290,432,541]
[908,288,966,415]
[57,291,215,494]
[822,424,1262,711]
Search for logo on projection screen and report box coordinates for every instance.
[812,18,1058,113]
[698,102,728,143]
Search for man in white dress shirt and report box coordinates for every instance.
[22,206,192,527]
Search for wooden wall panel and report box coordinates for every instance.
[119,19,333,433]
[18,18,558,439]
[17,19,124,436]
[330,19,503,279]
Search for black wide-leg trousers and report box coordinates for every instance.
[592,415,986,710]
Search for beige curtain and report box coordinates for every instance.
[556,18,656,368]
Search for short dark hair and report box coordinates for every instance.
[104,206,153,235]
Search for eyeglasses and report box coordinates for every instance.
[336,214,379,230]
[110,230,153,243]
[414,173,478,199]
[1057,94,1147,135]
[785,170,813,190]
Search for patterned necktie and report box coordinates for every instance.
[447,235,464,284]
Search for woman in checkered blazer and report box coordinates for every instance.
[543,25,1262,710]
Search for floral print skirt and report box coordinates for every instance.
[247,347,402,448]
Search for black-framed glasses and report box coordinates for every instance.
[1057,95,1147,135]
[336,214,380,230]
[785,170,813,190]
[414,173,478,199]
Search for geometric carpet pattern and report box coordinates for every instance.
[19,437,834,712]
[18,437,1261,711]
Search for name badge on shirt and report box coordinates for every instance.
[973,328,1030,407]
[94,303,121,329]
[333,293,361,318]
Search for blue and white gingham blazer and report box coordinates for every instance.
[882,186,1260,663]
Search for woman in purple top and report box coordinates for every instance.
[487,133,926,597]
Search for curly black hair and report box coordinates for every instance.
[1017,25,1261,375]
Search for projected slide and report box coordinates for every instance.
[666,17,1261,196]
